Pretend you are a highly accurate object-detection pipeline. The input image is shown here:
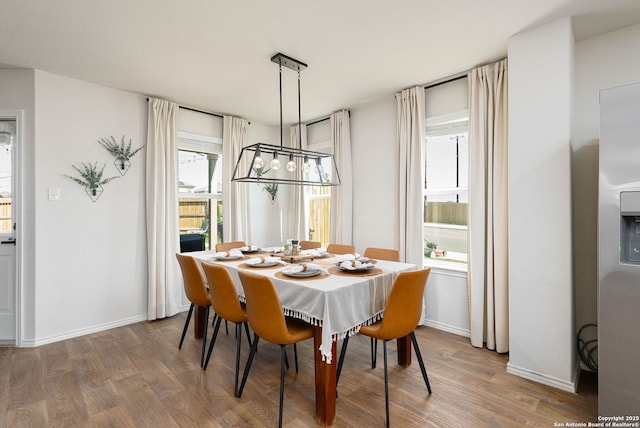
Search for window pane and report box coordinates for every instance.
[0,121,13,237]
[178,150,222,251]
[308,196,330,246]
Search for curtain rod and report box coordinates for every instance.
[146,97,251,123]
[423,73,467,90]
[306,111,351,127]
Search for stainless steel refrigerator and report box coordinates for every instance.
[599,82,640,417]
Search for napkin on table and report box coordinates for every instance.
[333,253,361,262]
[282,263,321,274]
[246,256,281,266]
[240,245,259,252]
[339,260,374,270]
[300,247,328,257]
[214,249,243,258]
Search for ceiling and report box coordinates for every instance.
[1,0,640,125]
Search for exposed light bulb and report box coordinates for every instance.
[270,153,281,171]
[302,156,310,173]
[254,156,265,169]
[315,158,324,174]
[287,153,297,172]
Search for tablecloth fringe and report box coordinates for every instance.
[331,310,384,342]
[283,308,323,326]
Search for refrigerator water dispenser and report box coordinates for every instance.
[620,191,640,264]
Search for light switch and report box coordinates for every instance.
[48,187,61,201]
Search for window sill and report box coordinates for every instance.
[422,258,467,277]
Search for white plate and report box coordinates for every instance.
[215,255,243,260]
[337,264,374,272]
[241,247,260,253]
[283,269,321,277]
[247,260,280,267]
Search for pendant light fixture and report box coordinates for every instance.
[231,53,341,186]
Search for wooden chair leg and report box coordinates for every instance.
[410,331,432,393]
[237,335,260,398]
[178,303,194,349]
[203,316,222,370]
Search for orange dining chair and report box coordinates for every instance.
[361,247,400,363]
[326,243,355,255]
[201,263,252,396]
[175,253,212,368]
[299,240,321,250]
[215,241,246,252]
[336,268,432,428]
[363,247,400,262]
[236,270,314,428]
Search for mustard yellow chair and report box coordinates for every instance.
[337,268,432,428]
[175,253,212,368]
[201,263,252,396]
[215,241,246,252]
[299,240,321,250]
[363,247,400,262]
[326,243,355,255]
[236,270,314,428]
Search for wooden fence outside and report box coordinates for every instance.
[425,201,467,226]
[0,198,11,234]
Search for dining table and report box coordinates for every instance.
[189,248,416,426]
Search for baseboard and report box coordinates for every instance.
[0,340,15,347]
[32,314,149,347]
[422,319,470,338]
[506,361,578,393]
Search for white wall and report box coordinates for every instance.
[572,23,640,339]
[33,71,148,344]
[507,18,576,391]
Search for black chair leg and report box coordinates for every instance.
[200,306,210,368]
[284,348,290,370]
[293,343,299,373]
[234,322,242,396]
[371,337,378,369]
[211,313,217,326]
[336,335,349,385]
[243,322,252,348]
[225,320,229,335]
[203,316,222,370]
[237,335,260,398]
[410,331,432,394]
[279,345,286,428]
[178,303,194,349]
[383,340,390,428]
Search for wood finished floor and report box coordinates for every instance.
[0,313,597,427]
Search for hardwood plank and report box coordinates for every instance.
[0,314,598,427]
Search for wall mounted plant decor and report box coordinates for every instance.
[65,162,119,202]
[98,135,145,175]
[253,165,279,203]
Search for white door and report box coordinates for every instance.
[0,118,16,344]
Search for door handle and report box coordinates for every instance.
[1,239,16,245]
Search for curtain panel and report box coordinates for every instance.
[396,86,425,267]
[467,59,509,353]
[146,97,181,320]
[330,110,353,245]
[222,115,250,243]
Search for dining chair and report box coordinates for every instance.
[236,270,314,428]
[326,243,355,255]
[200,263,253,396]
[175,253,212,368]
[361,247,400,365]
[336,268,432,428]
[299,240,321,250]
[215,241,246,252]
[363,247,400,262]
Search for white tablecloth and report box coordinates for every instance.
[190,251,415,364]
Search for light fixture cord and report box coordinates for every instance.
[298,69,302,150]
[279,62,283,148]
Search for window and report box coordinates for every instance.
[0,120,14,239]
[178,132,223,251]
[423,112,468,268]
[305,134,332,246]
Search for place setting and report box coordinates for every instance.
[274,262,329,281]
[238,256,283,269]
[328,257,383,276]
[208,248,247,262]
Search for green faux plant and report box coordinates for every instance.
[424,240,438,257]
[253,166,278,203]
[65,162,119,195]
[98,135,145,170]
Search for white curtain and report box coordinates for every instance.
[146,97,181,320]
[467,59,509,353]
[329,110,353,245]
[396,86,425,267]
[290,123,308,241]
[222,115,251,243]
